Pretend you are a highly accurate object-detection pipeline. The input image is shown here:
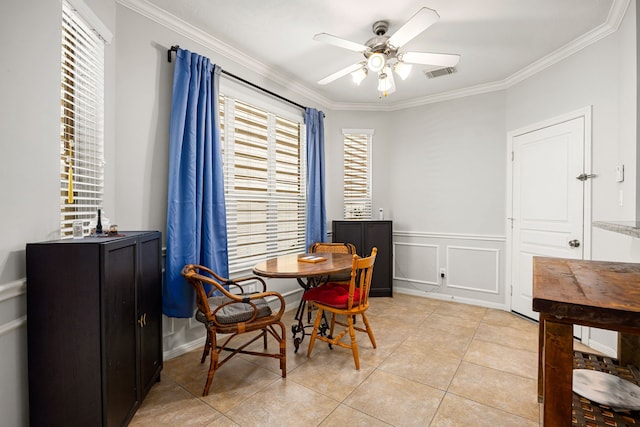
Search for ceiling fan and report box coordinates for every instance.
[313,7,460,97]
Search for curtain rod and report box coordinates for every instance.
[168,45,307,112]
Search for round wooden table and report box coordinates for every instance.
[253,252,354,351]
[253,252,354,279]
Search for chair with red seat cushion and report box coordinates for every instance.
[305,248,377,370]
[303,282,361,308]
[305,242,358,321]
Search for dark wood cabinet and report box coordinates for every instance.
[26,231,162,427]
[332,220,393,297]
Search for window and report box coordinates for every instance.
[59,0,108,237]
[342,129,373,219]
[220,95,306,272]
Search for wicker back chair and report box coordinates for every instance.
[181,264,286,396]
[309,242,357,255]
[309,242,357,283]
[304,247,378,370]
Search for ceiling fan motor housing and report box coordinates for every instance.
[372,20,388,36]
[365,21,398,59]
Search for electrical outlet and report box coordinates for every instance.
[440,268,446,278]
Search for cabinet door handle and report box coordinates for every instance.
[138,313,148,327]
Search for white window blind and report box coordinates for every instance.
[343,131,372,219]
[59,0,105,237]
[221,96,306,272]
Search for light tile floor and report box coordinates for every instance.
[131,293,561,426]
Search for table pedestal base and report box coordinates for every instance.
[291,277,330,352]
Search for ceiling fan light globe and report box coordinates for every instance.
[394,61,412,80]
[367,53,386,72]
[351,67,368,85]
[377,73,392,92]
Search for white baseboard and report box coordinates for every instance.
[163,338,205,361]
[584,338,617,358]
[394,287,508,311]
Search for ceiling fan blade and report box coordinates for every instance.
[317,63,364,85]
[401,52,460,67]
[388,7,439,48]
[313,33,368,52]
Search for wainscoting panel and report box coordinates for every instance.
[0,279,27,336]
[393,231,507,309]
[394,242,439,286]
[0,279,28,427]
[446,246,500,294]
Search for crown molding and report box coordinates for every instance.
[117,0,630,112]
[332,80,509,112]
[116,0,332,109]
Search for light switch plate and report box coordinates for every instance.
[616,165,624,182]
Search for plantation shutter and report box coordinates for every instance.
[343,131,372,219]
[221,96,306,272]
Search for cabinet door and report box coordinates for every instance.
[333,221,364,255]
[138,233,163,398]
[103,240,138,427]
[364,222,392,296]
[333,221,393,297]
[26,243,103,426]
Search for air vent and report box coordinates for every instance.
[424,67,457,79]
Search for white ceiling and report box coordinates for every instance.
[137,0,627,110]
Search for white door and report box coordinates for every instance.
[510,116,587,321]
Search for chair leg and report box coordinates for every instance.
[263,328,268,350]
[307,307,324,358]
[201,329,213,363]
[347,315,360,370]
[202,329,218,396]
[361,313,377,348]
[329,313,336,337]
[276,321,287,378]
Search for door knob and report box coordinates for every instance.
[569,239,580,248]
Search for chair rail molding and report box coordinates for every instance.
[393,230,506,242]
[0,279,26,303]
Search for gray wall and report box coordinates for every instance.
[0,0,116,425]
[0,0,636,425]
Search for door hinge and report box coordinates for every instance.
[511,151,514,161]
[510,285,513,296]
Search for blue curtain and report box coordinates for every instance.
[305,108,327,249]
[163,48,229,318]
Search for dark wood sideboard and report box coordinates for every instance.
[26,231,163,427]
[332,220,393,297]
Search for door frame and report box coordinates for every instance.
[506,106,593,337]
